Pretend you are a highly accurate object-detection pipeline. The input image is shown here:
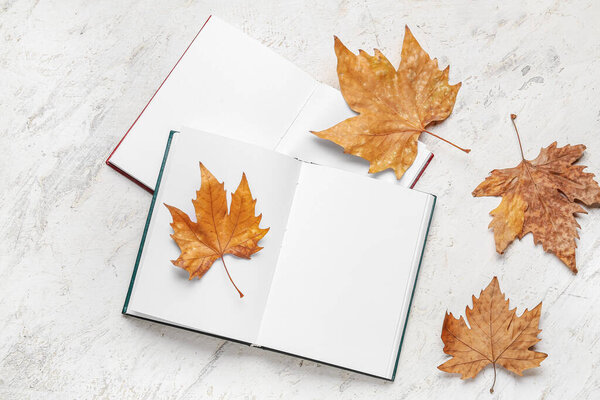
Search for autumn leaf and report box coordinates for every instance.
[165,163,269,297]
[438,277,547,393]
[312,26,469,180]
[473,114,600,273]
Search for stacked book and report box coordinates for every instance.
[108,15,435,380]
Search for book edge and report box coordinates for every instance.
[258,344,394,381]
[107,161,154,194]
[389,194,436,381]
[122,130,177,314]
[125,312,253,347]
[410,153,434,189]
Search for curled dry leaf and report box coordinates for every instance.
[165,163,269,297]
[312,26,468,180]
[438,277,547,393]
[473,115,600,273]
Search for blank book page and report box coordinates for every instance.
[126,129,302,344]
[256,163,433,378]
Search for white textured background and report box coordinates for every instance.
[2,1,600,398]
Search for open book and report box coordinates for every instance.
[123,128,436,380]
[106,15,433,192]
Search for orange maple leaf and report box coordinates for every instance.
[312,26,468,180]
[473,115,600,273]
[165,163,269,297]
[438,277,547,393]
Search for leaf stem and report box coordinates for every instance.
[490,363,497,394]
[421,129,471,153]
[510,114,525,161]
[221,257,244,298]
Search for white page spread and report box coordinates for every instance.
[126,131,301,343]
[108,16,433,191]
[125,128,435,379]
[256,163,434,378]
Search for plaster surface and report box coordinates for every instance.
[2,1,600,398]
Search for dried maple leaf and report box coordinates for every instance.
[165,163,269,297]
[473,114,600,273]
[438,277,547,393]
[312,26,468,179]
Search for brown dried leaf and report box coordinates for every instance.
[165,163,269,297]
[312,26,463,179]
[473,139,600,273]
[438,277,547,393]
